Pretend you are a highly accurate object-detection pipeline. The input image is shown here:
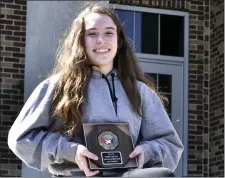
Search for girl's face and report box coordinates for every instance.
[84,13,118,72]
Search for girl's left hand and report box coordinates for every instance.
[129,145,145,169]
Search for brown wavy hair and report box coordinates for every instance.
[49,3,167,136]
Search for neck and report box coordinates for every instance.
[91,65,113,76]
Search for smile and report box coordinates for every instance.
[93,49,110,53]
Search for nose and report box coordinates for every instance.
[96,35,106,44]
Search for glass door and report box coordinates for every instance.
[139,61,184,176]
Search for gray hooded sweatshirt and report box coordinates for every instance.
[8,68,183,176]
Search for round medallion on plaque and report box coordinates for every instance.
[98,131,119,150]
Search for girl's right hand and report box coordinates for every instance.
[75,144,99,177]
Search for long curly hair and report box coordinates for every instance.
[49,3,167,136]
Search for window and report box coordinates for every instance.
[114,9,184,57]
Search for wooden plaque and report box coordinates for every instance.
[83,123,138,170]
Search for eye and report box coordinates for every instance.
[106,32,114,35]
[88,32,97,36]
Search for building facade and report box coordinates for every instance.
[0,0,224,177]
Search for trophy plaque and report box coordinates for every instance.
[83,123,138,170]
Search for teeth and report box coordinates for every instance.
[95,49,109,53]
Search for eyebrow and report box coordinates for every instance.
[86,27,116,31]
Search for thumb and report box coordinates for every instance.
[129,146,142,158]
[81,149,98,160]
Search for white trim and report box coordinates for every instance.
[182,12,189,177]
[158,14,161,54]
[109,3,188,16]
[156,73,159,91]
[138,58,183,66]
[136,53,185,62]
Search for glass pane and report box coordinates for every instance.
[164,94,172,116]
[114,9,134,47]
[158,74,172,93]
[145,73,157,90]
[141,12,158,54]
[134,11,142,53]
[146,73,157,83]
[145,73,172,119]
[160,14,184,56]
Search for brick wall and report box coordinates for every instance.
[187,0,210,176]
[0,0,26,176]
[209,0,224,176]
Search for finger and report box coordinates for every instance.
[129,147,142,158]
[137,153,144,169]
[81,150,98,160]
[138,162,144,169]
[138,156,144,169]
[87,170,100,177]
[77,156,88,171]
[82,163,99,177]
[81,160,92,176]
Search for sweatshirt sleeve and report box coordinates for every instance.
[139,83,184,172]
[8,76,79,171]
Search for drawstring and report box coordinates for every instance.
[111,73,118,115]
[102,73,118,115]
